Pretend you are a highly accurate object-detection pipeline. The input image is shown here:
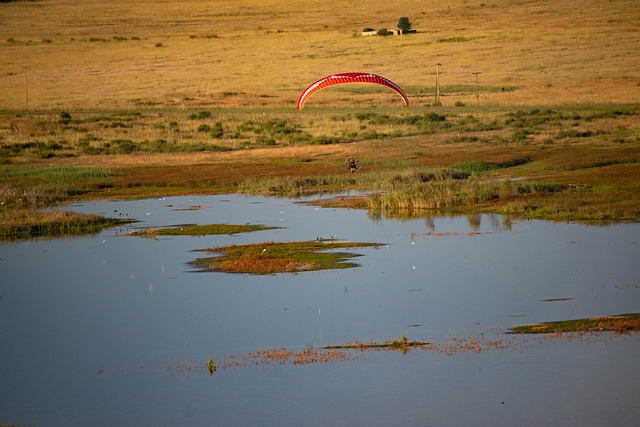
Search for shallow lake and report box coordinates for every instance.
[1,194,639,426]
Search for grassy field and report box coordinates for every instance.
[0,0,639,237]
[1,0,638,109]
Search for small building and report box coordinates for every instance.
[393,28,417,36]
[361,28,416,37]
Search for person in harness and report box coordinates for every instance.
[347,156,358,173]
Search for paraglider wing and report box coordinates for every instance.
[297,72,409,110]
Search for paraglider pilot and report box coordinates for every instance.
[347,157,358,173]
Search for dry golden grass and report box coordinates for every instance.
[1,0,638,110]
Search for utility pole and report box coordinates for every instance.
[24,65,30,113]
[435,63,442,105]
[472,72,481,105]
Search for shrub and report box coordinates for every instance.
[512,128,534,141]
[189,111,212,120]
[256,135,277,146]
[59,111,73,125]
[110,139,137,154]
[556,129,594,138]
[210,122,224,138]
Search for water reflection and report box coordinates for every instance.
[0,194,638,426]
[369,208,513,232]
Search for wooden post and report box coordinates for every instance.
[435,63,442,105]
[472,72,481,105]
[24,65,29,113]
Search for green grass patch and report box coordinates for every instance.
[454,157,533,173]
[0,209,132,241]
[0,166,126,239]
[0,166,115,209]
[510,313,640,334]
[128,223,280,238]
[0,166,113,184]
[191,239,384,275]
[237,173,373,196]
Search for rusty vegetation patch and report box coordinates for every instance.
[191,239,384,274]
[510,313,640,334]
[128,223,280,238]
[169,335,527,376]
[148,326,640,377]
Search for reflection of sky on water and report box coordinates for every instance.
[1,194,638,426]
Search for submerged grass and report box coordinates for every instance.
[191,240,384,274]
[128,223,280,238]
[324,335,427,353]
[510,313,640,335]
[322,335,516,355]
[168,322,639,375]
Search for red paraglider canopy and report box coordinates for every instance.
[297,72,409,110]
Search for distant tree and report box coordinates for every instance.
[397,17,412,32]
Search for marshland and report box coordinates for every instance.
[0,0,639,426]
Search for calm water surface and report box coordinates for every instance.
[1,194,639,426]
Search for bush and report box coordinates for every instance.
[210,122,224,138]
[111,139,137,154]
[189,111,212,120]
[512,129,534,141]
[556,129,594,138]
[256,135,277,146]
[59,111,73,125]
